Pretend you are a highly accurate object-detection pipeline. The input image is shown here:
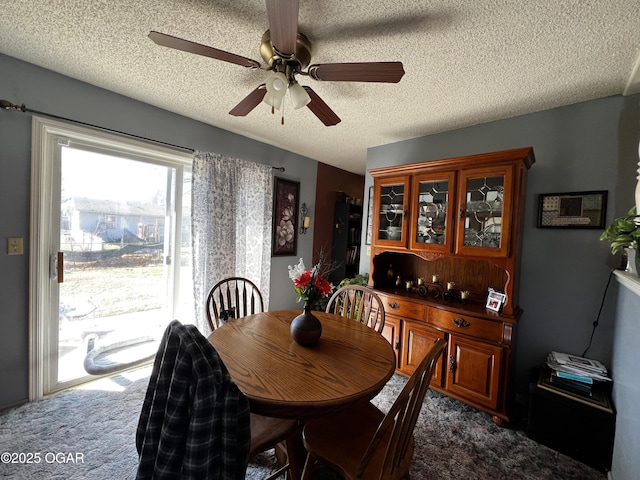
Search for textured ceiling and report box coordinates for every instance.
[1,1,640,174]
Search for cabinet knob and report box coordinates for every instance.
[394,337,401,350]
[388,301,400,309]
[459,206,466,221]
[453,317,471,328]
[448,354,456,373]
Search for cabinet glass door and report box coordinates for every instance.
[457,167,513,256]
[374,176,408,245]
[410,172,455,251]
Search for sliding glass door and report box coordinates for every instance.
[31,117,193,395]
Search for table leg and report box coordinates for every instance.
[285,423,307,480]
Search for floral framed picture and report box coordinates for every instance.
[272,177,300,256]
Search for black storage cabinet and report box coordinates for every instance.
[527,368,615,473]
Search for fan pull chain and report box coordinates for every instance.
[281,95,285,125]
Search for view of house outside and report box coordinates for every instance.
[57,148,193,383]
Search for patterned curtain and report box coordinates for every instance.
[191,151,273,334]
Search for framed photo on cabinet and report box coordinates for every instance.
[272,177,299,256]
[537,190,607,229]
[486,289,507,312]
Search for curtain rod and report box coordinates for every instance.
[0,99,285,172]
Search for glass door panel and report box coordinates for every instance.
[374,177,408,246]
[456,166,513,257]
[53,145,191,389]
[461,175,504,248]
[411,172,455,251]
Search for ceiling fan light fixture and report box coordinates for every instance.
[263,91,283,111]
[266,72,288,99]
[289,82,311,110]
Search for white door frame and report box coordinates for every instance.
[29,116,191,399]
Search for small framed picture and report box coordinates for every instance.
[486,289,507,312]
[537,190,607,229]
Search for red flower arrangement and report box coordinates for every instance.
[288,256,334,309]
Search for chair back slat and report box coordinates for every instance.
[234,284,241,317]
[325,285,386,334]
[205,277,264,331]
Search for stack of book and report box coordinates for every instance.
[545,351,611,398]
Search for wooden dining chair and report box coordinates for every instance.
[249,415,301,480]
[325,285,386,334]
[299,338,447,480]
[205,277,265,331]
[205,277,298,480]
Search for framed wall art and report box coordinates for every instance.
[272,177,300,256]
[537,190,607,229]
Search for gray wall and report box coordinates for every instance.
[363,96,640,478]
[610,280,640,480]
[0,53,313,409]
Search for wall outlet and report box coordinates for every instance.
[7,237,24,255]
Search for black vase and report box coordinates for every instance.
[290,305,322,346]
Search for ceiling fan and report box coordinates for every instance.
[149,0,405,126]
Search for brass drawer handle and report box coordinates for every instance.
[453,317,471,328]
[388,301,400,309]
[448,354,456,373]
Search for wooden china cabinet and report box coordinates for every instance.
[369,147,535,425]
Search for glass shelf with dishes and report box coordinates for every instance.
[459,175,507,251]
[374,176,409,244]
[414,180,450,246]
[408,171,456,253]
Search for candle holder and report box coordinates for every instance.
[416,280,444,299]
[443,289,456,302]
[445,288,471,304]
[460,290,470,304]
[418,281,471,304]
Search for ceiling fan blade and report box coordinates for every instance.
[149,31,261,69]
[265,0,299,56]
[229,85,267,116]
[303,87,341,126]
[308,62,405,83]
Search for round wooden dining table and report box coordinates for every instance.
[207,309,396,419]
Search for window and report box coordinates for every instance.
[30,116,193,396]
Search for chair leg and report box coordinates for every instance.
[260,437,296,480]
[264,463,290,480]
[263,435,301,480]
[300,452,318,480]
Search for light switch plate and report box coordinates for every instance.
[7,237,24,255]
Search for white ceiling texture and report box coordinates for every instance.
[2,1,640,174]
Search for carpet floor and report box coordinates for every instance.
[0,366,606,479]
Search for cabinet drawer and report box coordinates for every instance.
[376,293,426,320]
[428,307,502,343]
